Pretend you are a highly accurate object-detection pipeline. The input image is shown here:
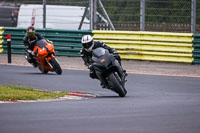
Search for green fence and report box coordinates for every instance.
[193,34,200,64]
[1,27,200,64]
[2,27,92,56]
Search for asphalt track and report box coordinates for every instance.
[0,65,200,133]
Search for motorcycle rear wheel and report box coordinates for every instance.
[50,57,62,75]
[108,72,127,97]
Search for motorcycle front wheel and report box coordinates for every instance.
[108,72,127,97]
[50,57,62,75]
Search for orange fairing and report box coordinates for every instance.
[34,41,54,56]
[46,41,54,53]
[33,39,56,72]
[46,55,54,62]
[37,47,47,56]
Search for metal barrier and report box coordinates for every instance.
[193,34,200,64]
[2,27,92,56]
[93,30,194,63]
[2,27,199,64]
[0,27,3,53]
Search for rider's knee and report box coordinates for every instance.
[89,70,98,79]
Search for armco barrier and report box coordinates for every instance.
[1,27,199,64]
[192,34,200,64]
[0,27,3,53]
[93,30,194,63]
[2,27,92,56]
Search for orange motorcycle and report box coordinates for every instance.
[30,39,62,75]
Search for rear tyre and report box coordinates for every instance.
[50,57,62,75]
[108,72,127,97]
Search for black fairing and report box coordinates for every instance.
[92,48,120,76]
[92,47,127,97]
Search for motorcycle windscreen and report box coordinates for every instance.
[92,47,106,58]
[92,48,112,69]
[35,39,48,56]
[35,39,47,48]
[36,39,54,54]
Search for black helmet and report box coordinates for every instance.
[26,26,35,39]
[81,35,94,51]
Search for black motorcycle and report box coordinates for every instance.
[92,47,127,97]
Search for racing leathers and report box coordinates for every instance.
[23,33,43,67]
[80,40,122,79]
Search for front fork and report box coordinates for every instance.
[113,60,127,86]
[113,60,124,78]
[45,54,55,68]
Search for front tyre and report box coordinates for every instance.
[50,57,62,75]
[108,72,127,97]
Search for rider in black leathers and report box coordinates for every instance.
[23,26,43,67]
[80,35,127,88]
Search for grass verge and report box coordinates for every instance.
[0,85,68,101]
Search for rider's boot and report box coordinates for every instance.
[123,70,128,77]
[25,55,37,68]
[32,62,37,68]
[100,82,106,88]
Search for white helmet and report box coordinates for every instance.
[81,35,94,51]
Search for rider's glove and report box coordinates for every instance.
[29,40,36,45]
[46,39,53,44]
[113,51,119,56]
[31,51,35,56]
[27,50,35,56]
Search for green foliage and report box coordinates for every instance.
[100,0,140,23]
[1,0,199,24]
[146,0,191,23]
[100,0,199,24]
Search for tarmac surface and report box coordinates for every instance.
[0,62,200,133]
[0,53,200,77]
[1,54,200,133]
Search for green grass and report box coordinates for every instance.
[0,85,68,101]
